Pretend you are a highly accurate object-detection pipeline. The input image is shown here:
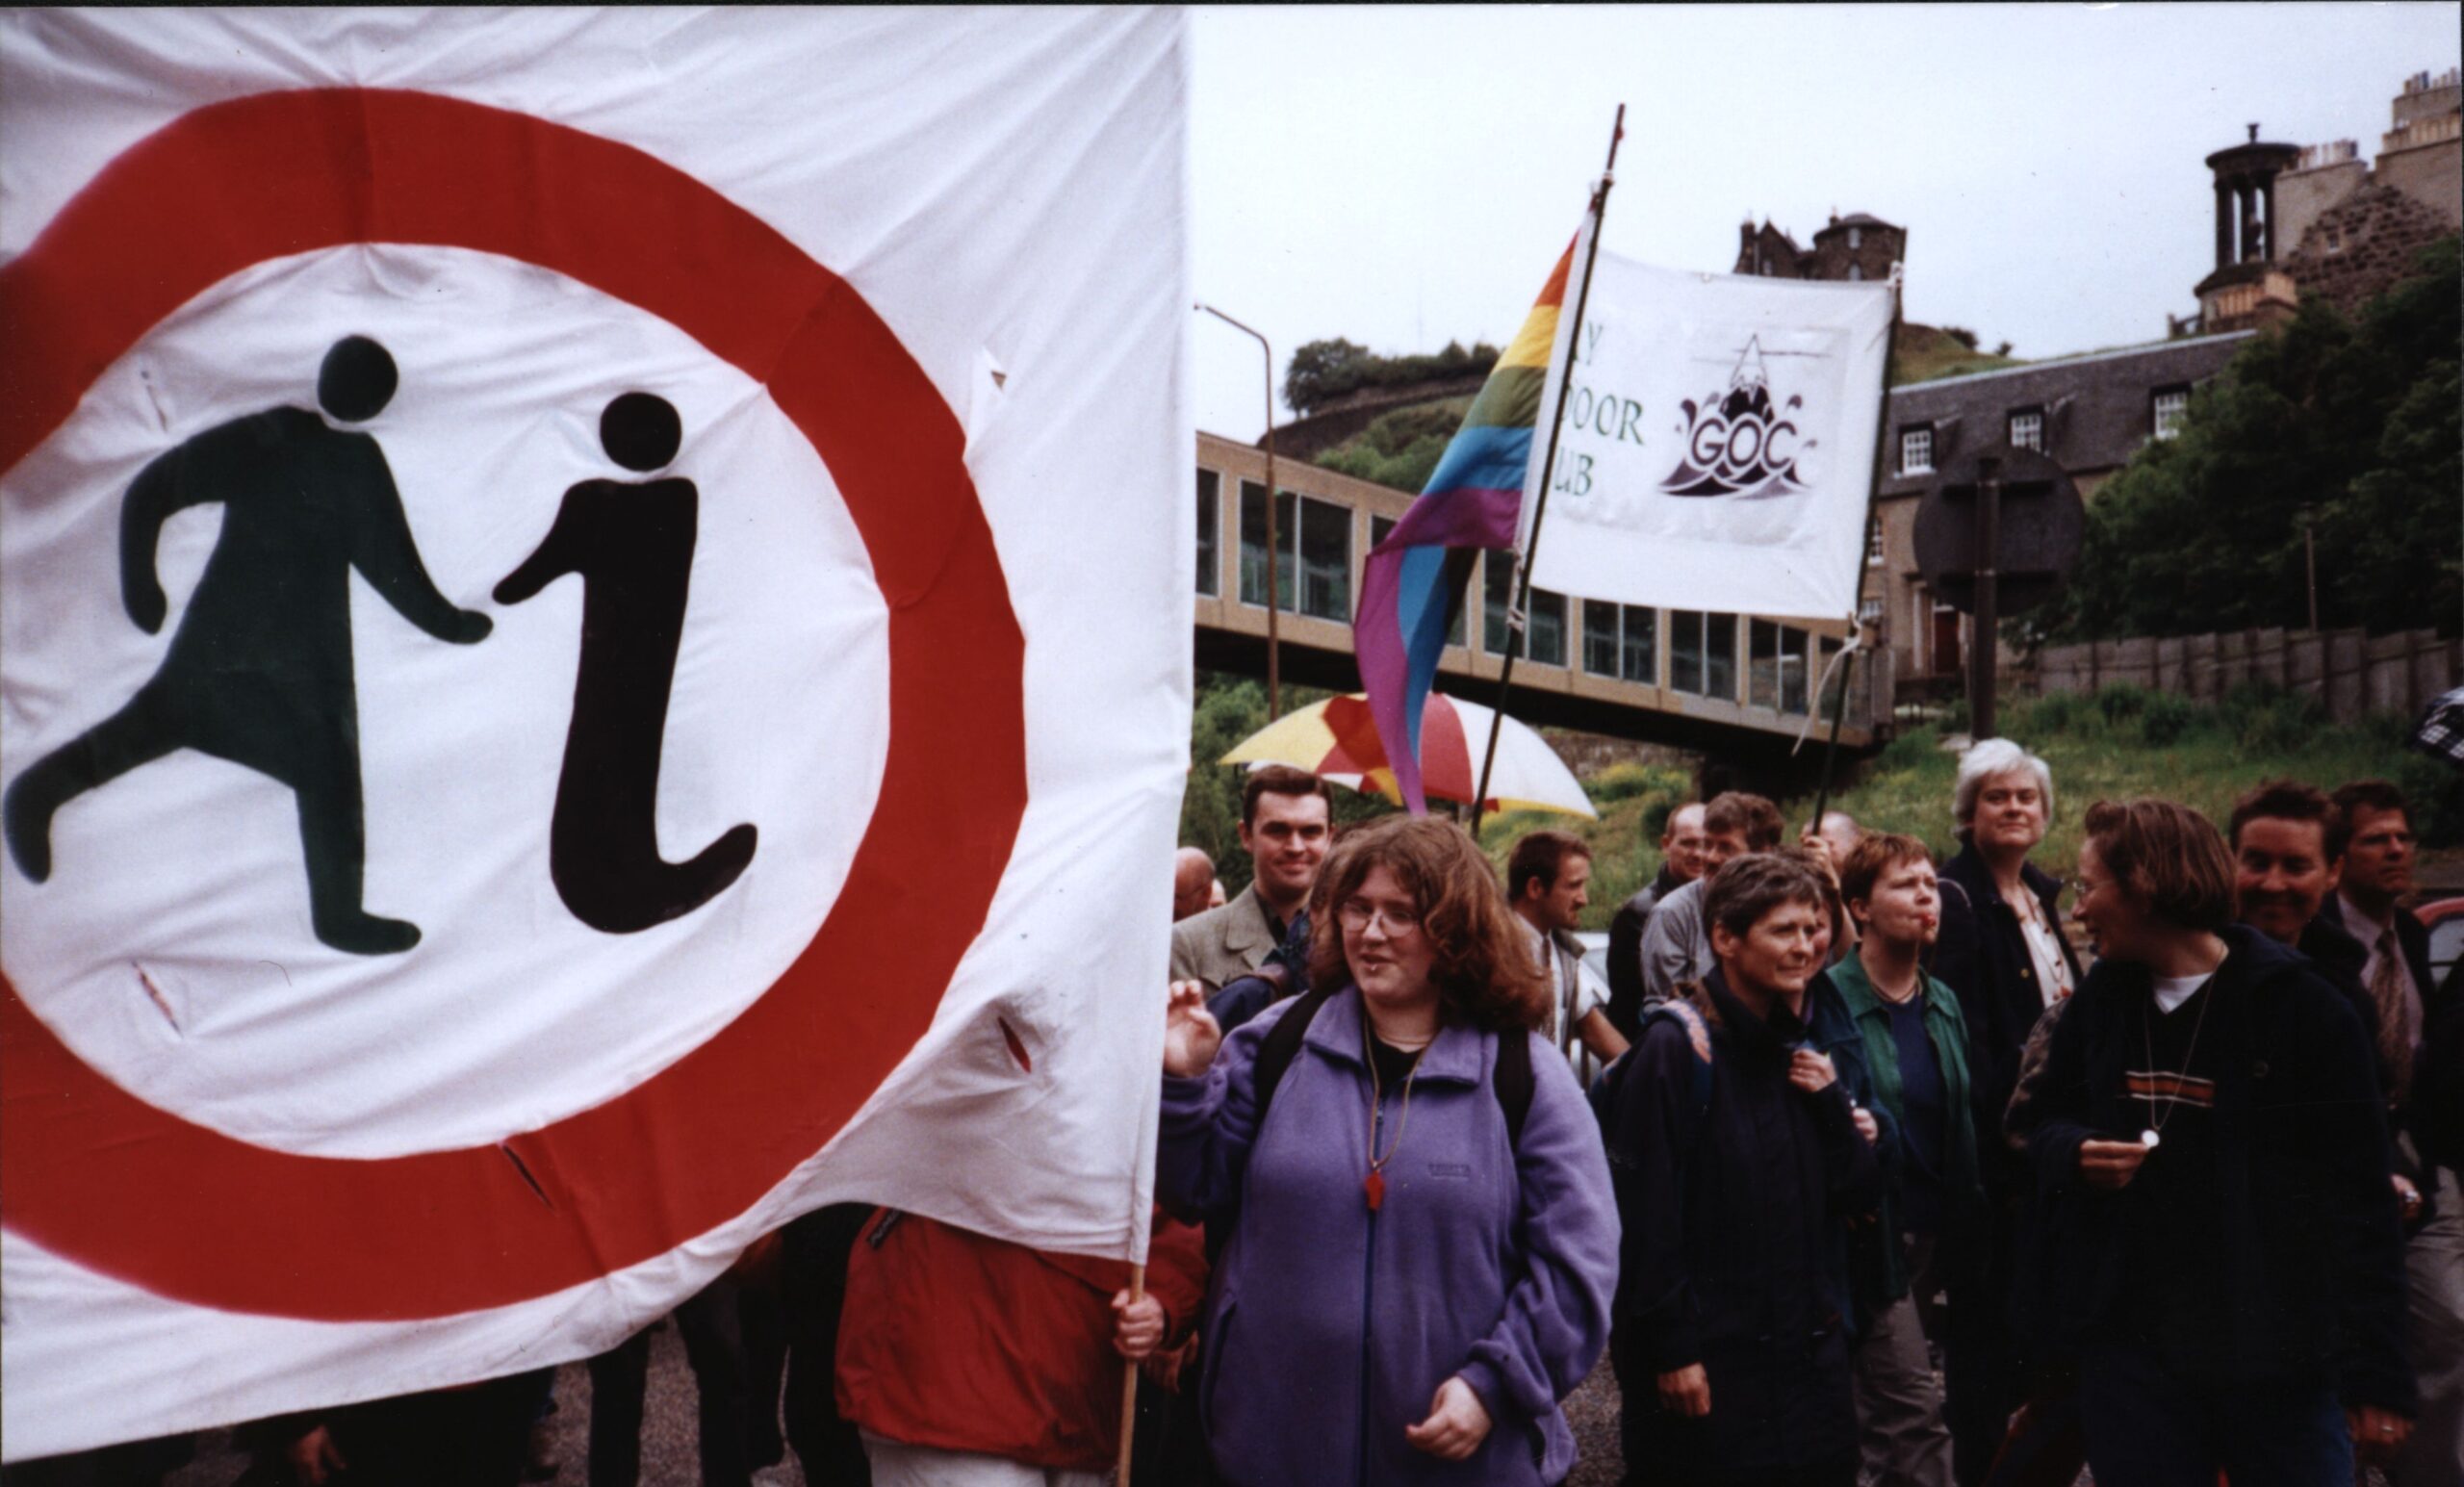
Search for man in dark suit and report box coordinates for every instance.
[1605,802,1707,1039]
[2323,779,2461,1487]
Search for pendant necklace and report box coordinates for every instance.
[1362,1017,1428,1213]
[2137,978,2215,1150]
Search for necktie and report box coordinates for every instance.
[2373,929,2417,1109]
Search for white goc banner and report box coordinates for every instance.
[1522,254,1893,622]
[0,7,1188,1459]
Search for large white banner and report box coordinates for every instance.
[0,8,1189,1458]
[1523,254,1893,621]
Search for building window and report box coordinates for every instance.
[1581,601,1656,683]
[1482,551,1566,666]
[1671,610,1738,700]
[2152,386,2190,441]
[1859,594,1885,625]
[1239,483,1350,621]
[1900,424,1934,474]
[1847,226,1862,250]
[1866,525,1885,567]
[1195,470,1219,597]
[1847,263,1864,282]
[2009,407,2042,452]
[1818,636,1848,720]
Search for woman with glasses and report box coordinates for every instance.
[1931,736,2081,1483]
[1158,813,1617,1485]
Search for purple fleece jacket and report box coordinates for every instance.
[1159,988,1618,1486]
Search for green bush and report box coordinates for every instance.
[2136,690,2200,746]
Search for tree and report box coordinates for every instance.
[2043,235,2460,641]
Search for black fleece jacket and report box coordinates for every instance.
[2023,924,2415,1413]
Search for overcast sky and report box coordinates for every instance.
[1188,3,2463,442]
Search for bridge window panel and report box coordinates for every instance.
[1527,587,1567,668]
[1671,609,1705,694]
[1706,613,1737,701]
[1238,481,1296,610]
[1480,549,1563,664]
[1195,470,1220,597]
[1620,604,1656,684]
[1749,619,1782,709]
[1818,636,1848,721]
[1297,497,1351,622]
[1583,601,1621,678]
[1483,550,1515,654]
[1781,625,1810,715]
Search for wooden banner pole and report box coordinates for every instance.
[1810,257,1906,831]
[1116,1260,1147,1482]
[1472,103,1625,833]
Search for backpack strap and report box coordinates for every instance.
[1248,986,1335,1133]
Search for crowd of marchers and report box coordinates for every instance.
[1124,752,2459,1487]
[14,753,2459,1487]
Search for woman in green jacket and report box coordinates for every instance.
[1833,833,1985,1487]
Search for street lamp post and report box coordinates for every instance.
[1195,303,1279,719]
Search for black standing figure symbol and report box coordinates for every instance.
[3,336,493,955]
[494,393,757,934]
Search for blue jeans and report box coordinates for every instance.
[2078,1345,2352,1487]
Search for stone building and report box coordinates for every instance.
[2188,68,2460,334]
[1732,211,1904,284]
[1862,334,2252,691]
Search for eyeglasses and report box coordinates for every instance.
[1336,899,1422,936]
[2065,876,2108,902]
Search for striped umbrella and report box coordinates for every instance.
[1220,693,1595,818]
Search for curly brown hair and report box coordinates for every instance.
[1306,814,1552,1033]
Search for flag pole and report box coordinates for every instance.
[1472,104,1625,835]
[1809,257,1905,831]
[1116,1260,1146,1481]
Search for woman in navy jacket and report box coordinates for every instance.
[2026,798,2413,1485]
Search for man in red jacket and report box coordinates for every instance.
[835,1208,1207,1485]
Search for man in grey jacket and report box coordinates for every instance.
[1636,791,1785,1005]
[1168,765,1329,996]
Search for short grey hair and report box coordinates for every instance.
[1953,737,2054,829]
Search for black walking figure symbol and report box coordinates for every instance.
[3,336,493,956]
[494,393,757,935]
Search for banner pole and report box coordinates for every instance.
[1472,104,1625,834]
[1810,257,1906,832]
[1116,1260,1146,1482]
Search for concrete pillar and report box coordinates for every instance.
[2261,176,2279,260]
[2215,179,2234,268]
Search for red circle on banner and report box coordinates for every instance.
[0,89,1028,1320]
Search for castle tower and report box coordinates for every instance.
[2195,123,2303,331]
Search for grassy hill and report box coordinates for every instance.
[1476,683,2460,931]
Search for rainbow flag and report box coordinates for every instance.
[1355,235,1579,813]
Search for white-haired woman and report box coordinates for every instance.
[1930,736,2083,1482]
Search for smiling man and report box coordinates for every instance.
[1605,851,1882,1487]
[1169,765,1331,997]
